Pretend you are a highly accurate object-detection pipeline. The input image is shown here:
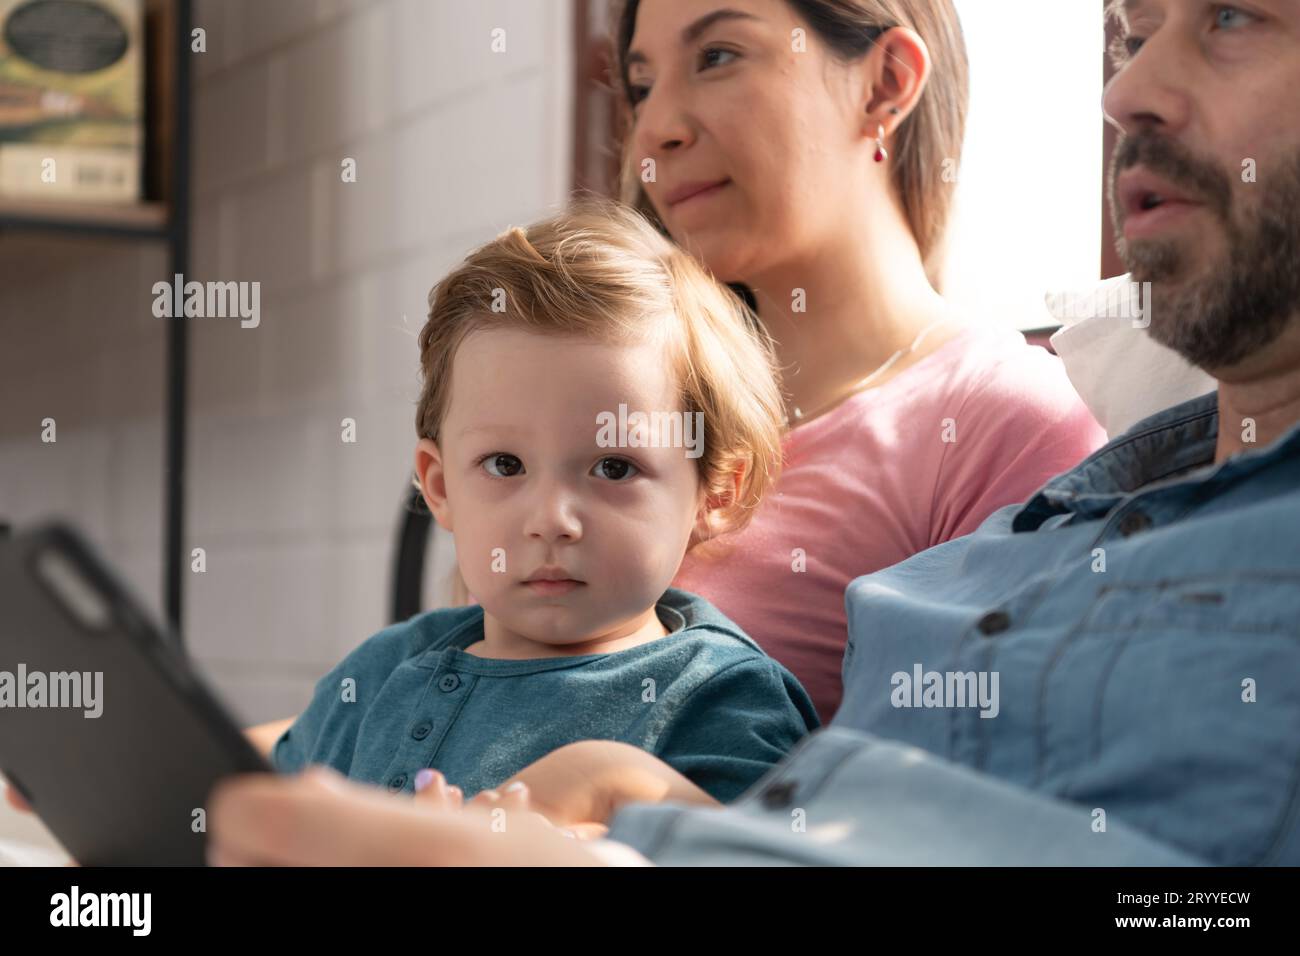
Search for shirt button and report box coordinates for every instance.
[388,773,407,792]
[1118,511,1153,537]
[439,674,461,693]
[977,611,1011,636]
[760,779,798,809]
[411,722,432,740]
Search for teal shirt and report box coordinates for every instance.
[273,587,821,803]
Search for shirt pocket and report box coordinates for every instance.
[1052,572,1300,865]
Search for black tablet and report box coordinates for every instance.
[0,520,273,865]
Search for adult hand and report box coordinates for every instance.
[206,766,611,866]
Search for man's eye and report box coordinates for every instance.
[1214,6,1255,30]
[591,457,639,482]
[481,453,523,478]
[628,82,650,106]
[1108,33,1145,67]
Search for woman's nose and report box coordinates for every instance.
[633,79,696,159]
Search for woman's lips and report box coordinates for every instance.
[667,180,730,208]
[523,579,584,596]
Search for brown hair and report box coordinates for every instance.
[414,199,787,600]
[612,0,970,292]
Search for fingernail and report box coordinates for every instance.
[504,781,527,793]
[414,769,436,792]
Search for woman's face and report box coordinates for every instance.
[627,0,868,283]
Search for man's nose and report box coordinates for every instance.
[1102,29,1193,139]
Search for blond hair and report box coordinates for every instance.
[613,0,969,293]
[414,199,787,603]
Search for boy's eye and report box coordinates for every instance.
[591,457,639,482]
[628,82,650,106]
[481,453,523,478]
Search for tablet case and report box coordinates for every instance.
[0,520,273,865]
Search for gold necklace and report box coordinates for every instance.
[785,317,955,426]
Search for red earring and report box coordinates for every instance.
[874,124,888,163]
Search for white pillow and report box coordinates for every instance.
[1046,275,1216,439]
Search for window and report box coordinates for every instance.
[943,0,1107,330]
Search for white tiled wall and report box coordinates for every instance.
[0,0,573,724]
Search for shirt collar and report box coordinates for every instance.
[1013,389,1300,531]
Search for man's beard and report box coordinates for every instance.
[1108,132,1300,371]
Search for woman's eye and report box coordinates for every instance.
[1125,36,1146,57]
[481,453,523,478]
[699,47,738,70]
[591,457,639,482]
[629,49,736,105]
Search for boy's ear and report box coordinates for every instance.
[415,438,454,532]
[690,466,745,545]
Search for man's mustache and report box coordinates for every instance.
[1110,131,1232,222]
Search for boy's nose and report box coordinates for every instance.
[522,485,583,543]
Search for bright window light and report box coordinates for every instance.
[944,0,1106,330]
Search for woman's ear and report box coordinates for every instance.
[415,438,454,532]
[862,26,931,131]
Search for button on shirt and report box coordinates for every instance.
[273,588,821,803]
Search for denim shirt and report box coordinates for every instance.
[608,391,1300,865]
[273,587,820,803]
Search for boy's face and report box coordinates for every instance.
[416,326,708,646]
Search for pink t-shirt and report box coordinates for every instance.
[671,325,1108,724]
